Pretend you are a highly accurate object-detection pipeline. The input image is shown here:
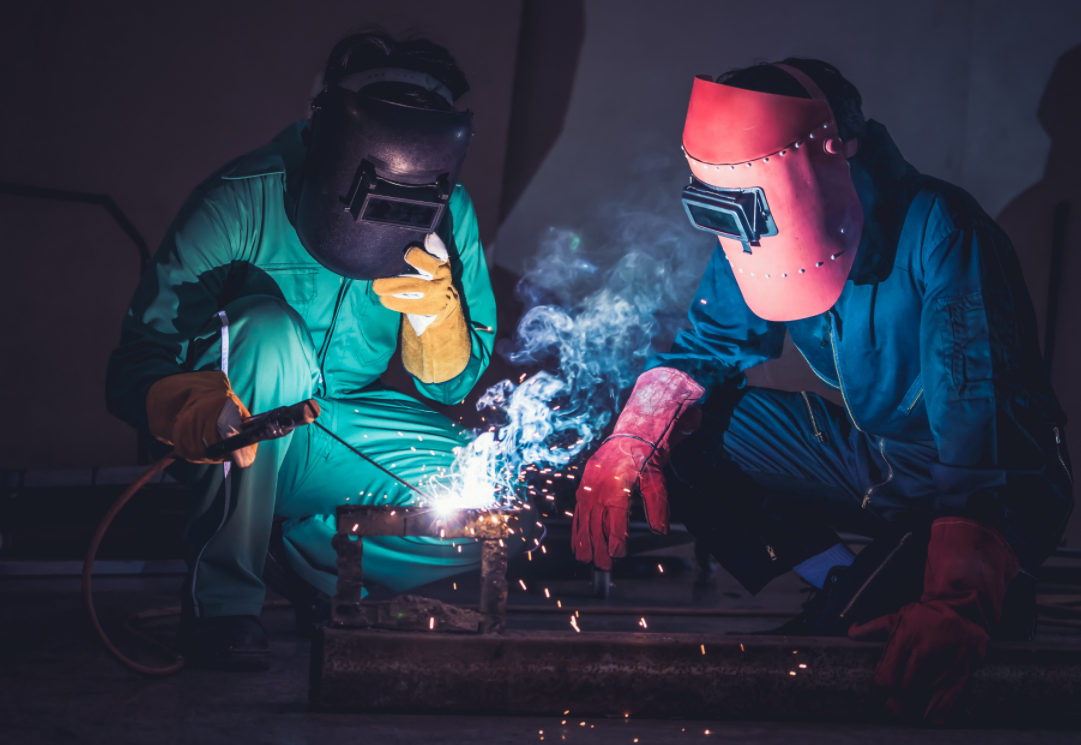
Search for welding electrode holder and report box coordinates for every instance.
[205,399,321,461]
[81,399,320,676]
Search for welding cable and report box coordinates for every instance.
[81,453,185,676]
[81,453,298,677]
[83,414,426,675]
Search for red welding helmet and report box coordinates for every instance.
[681,64,862,322]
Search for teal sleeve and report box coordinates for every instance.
[105,186,237,430]
[413,186,497,404]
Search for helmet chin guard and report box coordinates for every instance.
[681,65,863,322]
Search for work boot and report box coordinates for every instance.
[745,529,929,637]
[749,565,850,636]
[176,614,270,671]
[263,518,330,636]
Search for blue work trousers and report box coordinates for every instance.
[667,384,1073,594]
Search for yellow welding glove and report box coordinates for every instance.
[146,371,257,466]
[372,234,471,384]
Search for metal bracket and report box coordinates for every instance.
[332,505,519,634]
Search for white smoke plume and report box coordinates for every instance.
[428,168,715,512]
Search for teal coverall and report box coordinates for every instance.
[106,122,497,617]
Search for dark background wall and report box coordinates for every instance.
[1,1,1079,546]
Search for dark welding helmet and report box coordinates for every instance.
[295,70,473,280]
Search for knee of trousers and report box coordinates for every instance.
[218,295,318,400]
[722,388,792,457]
[670,387,791,482]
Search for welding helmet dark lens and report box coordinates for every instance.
[361,195,442,229]
[685,202,744,236]
[295,87,473,280]
[681,179,776,247]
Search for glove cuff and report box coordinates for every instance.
[924,517,1020,627]
[401,303,471,384]
[612,367,705,445]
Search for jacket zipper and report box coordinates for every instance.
[795,345,840,390]
[1051,426,1075,544]
[1054,427,1072,486]
[862,438,894,508]
[905,388,924,414]
[800,392,826,442]
[317,278,353,386]
[829,313,862,432]
[838,531,912,619]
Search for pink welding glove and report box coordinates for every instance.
[848,517,1020,725]
[572,367,704,570]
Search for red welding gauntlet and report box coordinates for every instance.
[573,367,704,570]
[848,517,1020,725]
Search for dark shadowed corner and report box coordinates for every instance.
[998,43,1081,550]
[497,0,586,228]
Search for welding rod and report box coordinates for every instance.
[312,421,431,500]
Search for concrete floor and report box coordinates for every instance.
[3,551,1080,743]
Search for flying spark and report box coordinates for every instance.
[421,214,706,522]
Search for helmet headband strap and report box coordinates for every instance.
[771,64,830,106]
[335,67,455,105]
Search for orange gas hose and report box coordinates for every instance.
[81,454,184,676]
[81,400,321,675]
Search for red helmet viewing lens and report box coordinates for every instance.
[681,178,777,252]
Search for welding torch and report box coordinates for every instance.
[82,398,320,676]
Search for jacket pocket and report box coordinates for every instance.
[264,265,318,311]
[939,291,998,400]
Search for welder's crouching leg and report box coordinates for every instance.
[273,387,517,602]
[665,455,842,597]
[667,385,934,635]
[668,386,865,595]
[181,295,320,623]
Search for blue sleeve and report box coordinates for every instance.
[649,243,786,391]
[918,208,1035,468]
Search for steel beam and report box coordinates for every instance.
[310,629,1081,724]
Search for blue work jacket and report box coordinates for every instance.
[653,121,1071,561]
